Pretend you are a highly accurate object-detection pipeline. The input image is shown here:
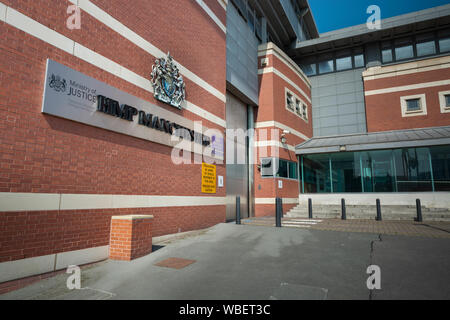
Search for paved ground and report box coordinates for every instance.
[1,222,449,300]
[242,217,450,238]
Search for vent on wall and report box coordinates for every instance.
[261,157,279,177]
[261,58,269,67]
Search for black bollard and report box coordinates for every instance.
[236,196,241,225]
[280,197,284,218]
[415,199,423,222]
[308,198,313,219]
[376,199,382,221]
[341,198,346,220]
[275,197,282,227]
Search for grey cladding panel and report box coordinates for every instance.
[311,69,366,137]
[226,4,259,105]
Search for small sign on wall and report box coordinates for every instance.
[278,180,283,189]
[202,163,216,194]
[218,175,224,188]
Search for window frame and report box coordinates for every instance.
[285,88,308,122]
[438,90,450,114]
[400,94,427,117]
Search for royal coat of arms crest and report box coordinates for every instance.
[150,52,186,109]
[48,74,67,93]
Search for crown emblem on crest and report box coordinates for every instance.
[48,74,67,93]
[150,52,186,109]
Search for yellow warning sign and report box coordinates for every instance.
[201,163,216,194]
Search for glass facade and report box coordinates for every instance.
[300,145,450,193]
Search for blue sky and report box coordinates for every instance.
[308,0,450,34]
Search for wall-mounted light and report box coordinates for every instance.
[280,130,290,144]
[339,145,346,152]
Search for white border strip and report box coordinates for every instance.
[362,55,450,80]
[365,80,450,96]
[0,193,227,212]
[255,198,299,205]
[0,245,109,283]
[68,0,225,103]
[217,0,227,11]
[258,67,311,104]
[364,63,450,81]
[0,2,7,21]
[254,140,296,152]
[255,121,310,141]
[195,0,226,33]
[258,45,311,87]
[2,4,226,128]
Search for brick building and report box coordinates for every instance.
[0,0,449,283]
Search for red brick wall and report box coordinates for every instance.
[109,217,153,261]
[253,48,310,217]
[0,206,225,263]
[254,203,297,217]
[0,0,226,194]
[0,0,227,265]
[364,66,450,132]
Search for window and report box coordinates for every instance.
[288,162,298,180]
[406,98,421,112]
[302,104,308,120]
[286,91,294,110]
[438,91,450,113]
[400,94,427,117]
[300,146,450,194]
[278,160,288,178]
[295,99,301,116]
[395,45,414,60]
[354,54,365,68]
[439,38,450,53]
[382,49,393,63]
[336,56,352,71]
[301,63,316,76]
[416,40,436,57]
[285,88,308,122]
[261,158,298,180]
[318,60,334,74]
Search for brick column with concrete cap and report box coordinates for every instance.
[109,215,154,261]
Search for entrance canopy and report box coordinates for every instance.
[295,126,450,155]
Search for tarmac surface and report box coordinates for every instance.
[1,222,449,300]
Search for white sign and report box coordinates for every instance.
[41,59,221,159]
[278,180,283,189]
[218,175,224,187]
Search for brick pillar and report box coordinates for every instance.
[109,215,154,261]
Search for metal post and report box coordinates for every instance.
[281,197,284,217]
[415,199,423,222]
[376,199,382,221]
[360,155,365,193]
[236,196,241,225]
[308,198,313,219]
[428,150,435,192]
[275,197,282,227]
[329,156,333,193]
[301,156,305,194]
[341,198,346,220]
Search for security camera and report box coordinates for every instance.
[283,130,291,134]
